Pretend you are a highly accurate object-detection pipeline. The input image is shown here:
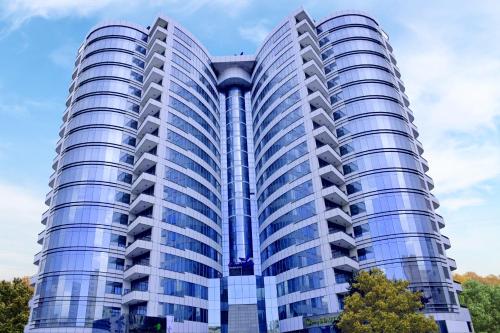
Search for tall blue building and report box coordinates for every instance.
[27,9,473,333]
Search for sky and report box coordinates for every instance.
[0,0,498,280]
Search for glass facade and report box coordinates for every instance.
[225,87,254,275]
[28,10,472,333]
[29,23,147,330]
[316,12,459,315]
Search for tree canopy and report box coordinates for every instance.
[0,277,33,333]
[336,269,438,333]
[454,272,500,286]
[458,278,499,333]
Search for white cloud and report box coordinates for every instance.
[0,0,252,36]
[238,20,270,44]
[163,0,251,17]
[0,182,45,280]
[445,216,500,275]
[0,0,120,35]
[394,11,500,204]
[0,87,58,118]
[49,42,80,69]
[424,141,500,195]
[440,197,483,211]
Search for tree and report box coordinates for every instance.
[458,279,499,333]
[336,269,438,333]
[0,277,33,333]
[454,272,500,286]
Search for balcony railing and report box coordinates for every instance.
[125,260,150,271]
[123,286,149,295]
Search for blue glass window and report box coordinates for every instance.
[161,303,208,323]
[263,246,322,276]
[160,253,220,278]
[161,229,221,263]
[165,167,220,208]
[165,148,220,192]
[108,257,124,271]
[259,181,313,224]
[255,125,306,173]
[105,281,122,295]
[162,208,221,245]
[261,223,318,261]
[350,202,366,215]
[277,271,325,297]
[260,201,316,243]
[161,278,208,300]
[163,187,221,226]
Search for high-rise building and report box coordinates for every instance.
[27,8,473,333]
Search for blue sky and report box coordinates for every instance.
[0,0,498,279]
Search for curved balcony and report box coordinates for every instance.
[137,115,160,139]
[310,108,335,133]
[33,251,42,265]
[55,137,63,154]
[307,90,330,111]
[144,66,165,90]
[51,155,59,171]
[140,97,162,122]
[122,289,149,305]
[313,125,338,148]
[148,39,167,60]
[41,209,49,225]
[425,174,434,190]
[330,255,358,272]
[410,122,419,139]
[448,257,457,271]
[298,31,320,55]
[145,53,166,78]
[134,152,158,175]
[324,207,351,227]
[37,230,45,245]
[303,59,325,81]
[319,164,344,187]
[328,231,356,249]
[305,75,329,100]
[300,45,322,68]
[435,213,445,228]
[316,144,342,168]
[48,172,56,188]
[136,133,159,156]
[126,239,152,257]
[128,216,154,236]
[44,191,52,206]
[296,18,315,37]
[415,139,424,155]
[129,193,155,215]
[132,172,156,194]
[442,235,451,250]
[430,193,440,209]
[421,156,429,172]
[147,25,167,48]
[124,263,151,281]
[322,185,348,206]
[142,82,162,105]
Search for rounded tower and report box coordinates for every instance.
[317,10,472,331]
[28,22,148,331]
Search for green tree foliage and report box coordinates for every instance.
[336,269,438,333]
[459,279,500,333]
[0,277,33,333]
